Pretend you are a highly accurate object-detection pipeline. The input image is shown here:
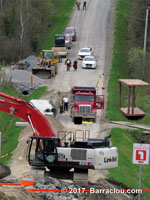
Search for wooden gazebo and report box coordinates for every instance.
[118,79,149,117]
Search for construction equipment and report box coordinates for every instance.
[0,163,11,179]
[0,92,117,176]
[32,50,58,78]
[53,34,68,57]
[15,61,28,70]
[51,47,67,58]
[29,99,57,117]
[55,34,66,47]
[70,86,104,124]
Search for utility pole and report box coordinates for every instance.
[143,7,150,65]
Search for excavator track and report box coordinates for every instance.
[73,169,88,186]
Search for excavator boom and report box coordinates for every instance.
[0,92,56,137]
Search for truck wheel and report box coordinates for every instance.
[48,71,52,79]
[55,65,58,74]
[74,117,82,124]
[32,69,36,75]
[51,66,55,77]
[93,118,96,123]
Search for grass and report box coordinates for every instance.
[108,129,150,199]
[0,85,47,165]
[107,0,150,199]
[106,0,150,125]
[42,0,76,50]
[106,0,133,121]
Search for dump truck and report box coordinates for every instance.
[51,47,67,58]
[55,34,66,47]
[52,34,68,57]
[70,86,104,124]
[32,50,58,78]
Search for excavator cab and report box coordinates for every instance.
[28,136,60,166]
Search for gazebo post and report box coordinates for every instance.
[132,86,136,114]
[128,87,131,114]
[119,82,122,108]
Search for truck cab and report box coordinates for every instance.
[70,87,104,124]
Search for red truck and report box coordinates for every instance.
[70,86,104,124]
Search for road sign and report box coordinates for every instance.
[133,143,150,165]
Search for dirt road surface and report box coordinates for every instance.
[9,0,115,183]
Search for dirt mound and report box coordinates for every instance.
[132,131,150,144]
[0,163,11,179]
[0,186,41,200]
[45,115,65,135]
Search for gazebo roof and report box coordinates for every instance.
[118,79,149,87]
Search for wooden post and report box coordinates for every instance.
[132,86,136,114]
[128,87,131,114]
[119,82,122,108]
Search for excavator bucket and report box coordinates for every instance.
[0,163,11,179]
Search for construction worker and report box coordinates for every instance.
[11,62,14,70]
[83,1,87,10]
[27,60,31,68]
[73,60,78,71]
[76,1,81,10]
[65,58,71,71]
[63,96,69,111]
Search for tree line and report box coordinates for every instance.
[0,0,59,64]
[127,0,150,81]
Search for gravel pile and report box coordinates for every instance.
[10,69,44,95]
[35,177,85,200]
[16,55,39,69]
[8,55,44,95]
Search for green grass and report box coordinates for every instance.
[106,0,132,121]
[106,0,150,125]
[108,129,150,199]
[107,1,150,199]
[42,0,76,50]
[0,86,47,165]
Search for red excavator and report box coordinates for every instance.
[0,92,118,173]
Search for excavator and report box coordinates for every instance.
[0,92,118,179]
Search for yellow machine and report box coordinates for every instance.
[40,50,59,66]
[32,50,59,78]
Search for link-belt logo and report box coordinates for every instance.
[104,156,117,163]
[0,104,6,109]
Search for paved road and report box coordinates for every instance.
[44,0,114,91]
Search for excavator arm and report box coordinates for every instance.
[0,92,56,137]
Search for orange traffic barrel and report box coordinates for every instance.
[21,176,34,187]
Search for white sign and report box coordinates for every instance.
[133,143,150,165]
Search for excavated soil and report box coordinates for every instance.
[0,186,42,200]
